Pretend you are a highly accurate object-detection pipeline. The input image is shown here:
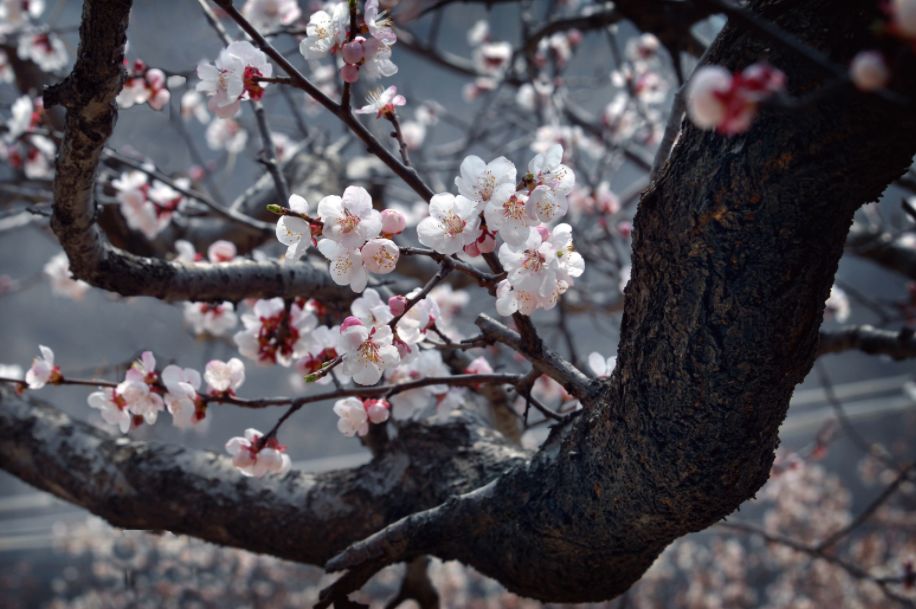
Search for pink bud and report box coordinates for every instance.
[394,338,412,359]
[388,295,407,316]
[465,356,493,375]
[535,226,551,242]
[380,209,407,235]
[364,398,390,424]
[341,64,360,83]
[341,40,364,65]
[617,221,633,238]
[567,29,583,46]
[463,241,481,257]
[850,51,889,91]
[477,231,496,253]
[145,68,166,88]
[148,88,171,111]
[340,316,364,332]
[207,239,237,263]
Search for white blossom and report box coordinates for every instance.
[204,358,246,394]
[354,85,405,117]
[25,344,55,389]
[161,365,203,429]
[205,117,248,153]
[317,186,382,250]
[225,428,291,477]
[87,387,132,433]
[361,238,399,274]
[196,40,272,118]
[317,239,369,292]
[526,144,574,223]
[416,193,480,255]
[455,155,516,212]
[276,194,313,260]
[183,302,238,336]
[588,352,616,379]
[299,5,348,59]
[43,252,90,300]
[333,397,369,437]
[17,29,67,71]
[339,319,400,385]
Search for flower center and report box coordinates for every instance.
[339,210,361,234]
[502,195,527,220]
[522,249,546,272]
[358,339,381,363]
[442,211,466,236]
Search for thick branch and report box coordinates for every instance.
[818,325,916,360]
[846,224,916,280]
[0,386,526,567]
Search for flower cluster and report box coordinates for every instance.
[417,144,582,316]
[299,0,397,83]
[234,297,317,366]
[111,169,188,239]
[116,59,171,111]
[225,428,291,477]
[175,241,240,337]
[686,63,786,135]
[275,188,404,293]
[1,95,55,179]
[332,396,390,436]
[196,41,272,119]
[16,28,68,71]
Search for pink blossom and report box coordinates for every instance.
[25,345,58,389]
[360,238,399,274]
[225,428,291,477]
[850,51,889,91]
[204,358,246,395]
[380,208,407,235]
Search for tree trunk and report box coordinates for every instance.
[1,0,915,604]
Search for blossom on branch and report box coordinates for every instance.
[204,358,246,395]
[162,365,204,429]
[417,193,480,255]
[318,186,382,250]
[225,428,291,477]
[455,154,516,214]
[25,345,58,389]
[686,63,786,135]
[196,41,272,119]
[338,317,400,385]
[276,193,314,260]
[354,85,405,118]
[234,298,316,366]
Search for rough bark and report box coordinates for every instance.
[324,0,916,601]
[3,0,916,605]
[0,386,526,565]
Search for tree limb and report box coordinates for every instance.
[0,386,527,567]
[819,325,916,360]
[45,0,353,304]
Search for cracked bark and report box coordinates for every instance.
[3,0,916,604]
